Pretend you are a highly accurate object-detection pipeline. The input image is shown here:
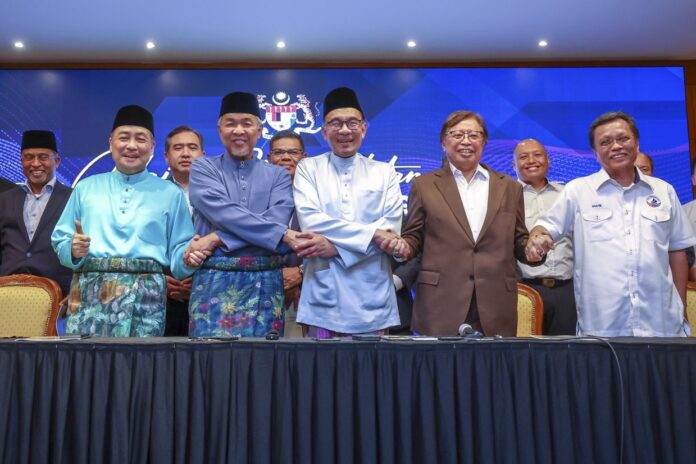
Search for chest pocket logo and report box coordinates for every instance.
[581,208,613,242]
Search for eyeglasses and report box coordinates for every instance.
[598,135,632,148]
[324,119,364,131]
[270,149,304,157]
[447,130,484,142]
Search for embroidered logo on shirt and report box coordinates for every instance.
[645,195,661,208]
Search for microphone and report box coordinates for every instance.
[458,323,483,339]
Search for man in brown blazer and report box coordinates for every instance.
[398,111,530,336]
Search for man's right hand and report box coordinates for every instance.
[184,232,221,267]
[525,226,555,263]
[71,220,91,259]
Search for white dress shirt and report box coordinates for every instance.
[517,180,573,280]
[535,169,696,337]
[449,163,489,242]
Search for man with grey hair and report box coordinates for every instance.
[186,92,300,337]
[526,111,695,337]
[513,138,576,335]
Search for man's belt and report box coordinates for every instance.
[522,277,572,289]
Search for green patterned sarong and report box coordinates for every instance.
[65,257,166,337]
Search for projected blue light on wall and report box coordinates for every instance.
[0,67,690,202]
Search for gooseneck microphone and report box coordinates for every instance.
[458,323,483,339]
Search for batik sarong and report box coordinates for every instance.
[65,257,166,337]
[189,255,284,337]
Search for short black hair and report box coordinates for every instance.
[588,111,639,150]
[165,126,204,153]
[269,130,305,151]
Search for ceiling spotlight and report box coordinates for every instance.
[14,41,24,49]
[407,40,417,48]
[538,40,548,48]
[146,41,156,50]
[276,41,286,49]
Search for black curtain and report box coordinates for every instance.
[0,338,695,464]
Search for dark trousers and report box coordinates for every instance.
[523,280,577,335]
[165,299,190,336]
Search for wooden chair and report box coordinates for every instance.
[0,274,62,337]
[686,282,696,337]
[517,283,544,336]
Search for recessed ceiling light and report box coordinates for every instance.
[14,41,24,49]
[146,41,156,50]
[407,40,417,48]
[276,41,286,49]
[538,40,548,48]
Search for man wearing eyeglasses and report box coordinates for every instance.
[292,87,403,338]
[268,130,307,337]
[0,130,73,296]
[398,111,530,337]
[526,111,696,337]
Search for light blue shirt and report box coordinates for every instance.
[293,152,403,333]
[189,154,294,257]
[51,170,196,280]
[21,176,56,242]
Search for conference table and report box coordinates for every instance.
[0,337,694,463]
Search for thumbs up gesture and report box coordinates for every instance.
[71,220,91,259]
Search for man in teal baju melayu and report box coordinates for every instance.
[51,105,200,337]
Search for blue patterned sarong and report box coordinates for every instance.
[188,255,285,337]
[65,257,166,337]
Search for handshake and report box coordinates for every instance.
[524,226,555,263]
[182,228,417,268]
[373,229,412,260]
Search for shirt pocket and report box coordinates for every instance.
[356,188,384,222]
[640,207,671,244]
[581,208,613,242]
[137,217,166,246]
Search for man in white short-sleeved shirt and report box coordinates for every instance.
[526,111,696,337]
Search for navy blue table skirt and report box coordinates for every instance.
[0,337,694,463]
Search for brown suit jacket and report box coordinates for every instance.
[401,163,529,336]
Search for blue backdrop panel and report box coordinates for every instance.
[0,67,690,202]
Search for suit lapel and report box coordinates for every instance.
[433,166,475,244]
[477,165,505,241]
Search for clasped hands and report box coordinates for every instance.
[373,229,412,260]
[183,232,221,267]
[524,226,555,263]
[283,229,338,259]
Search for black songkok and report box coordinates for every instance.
[21,130,57,151]
[219,92,261,118]
[112,105,154,136]
[323,87,364,119]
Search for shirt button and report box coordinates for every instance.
[242,197,247,201]
[242,186,246,190]
[26,252,31,257]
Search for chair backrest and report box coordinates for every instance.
[686,282,696,337]
[517,283,544,336]
[0,274,61,337]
